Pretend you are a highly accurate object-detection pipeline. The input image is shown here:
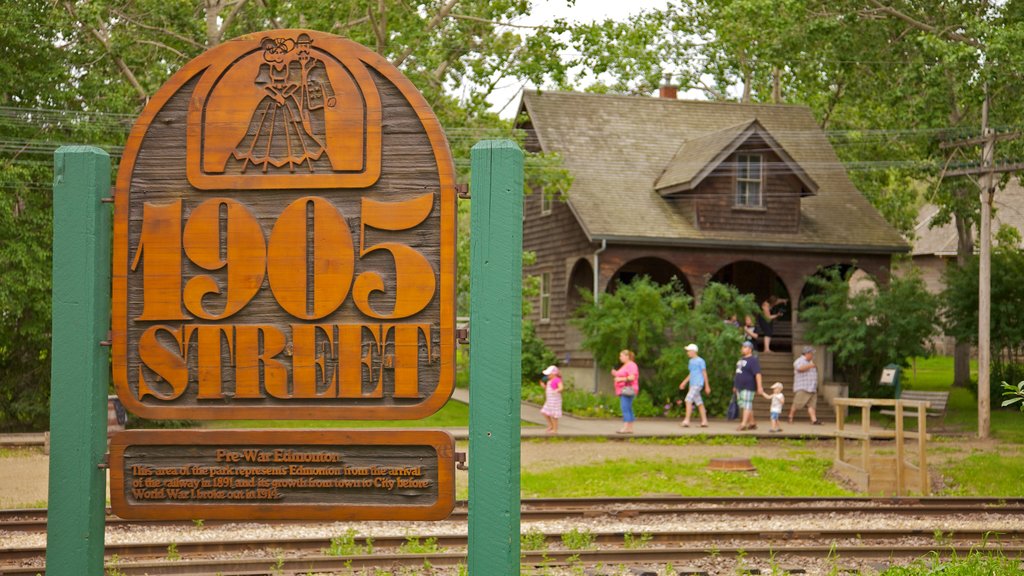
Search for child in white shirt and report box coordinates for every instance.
[766,382,785,433]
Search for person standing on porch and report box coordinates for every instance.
[790,346,822,425]
[679,343,710,428]
[757,295,788,353]
[612,349,639,434]
[733,341,764,431]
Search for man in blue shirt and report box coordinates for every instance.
[679,343,710,427]
[733,341,764,431]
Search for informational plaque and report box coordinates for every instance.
[109,430,455,520]
[112,29,456,420]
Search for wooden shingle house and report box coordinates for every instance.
[516,89,908,393]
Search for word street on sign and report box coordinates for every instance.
[112,30,456,421]
[110,430,455,520]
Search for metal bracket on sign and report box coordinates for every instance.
[100,330,112,347]
[455,451,468,471]
[456,327,469,346]
[97,452,109,470]
[456,183,470,199]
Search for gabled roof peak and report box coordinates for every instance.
[655,119,818,197]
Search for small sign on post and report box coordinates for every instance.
[110,430,455,520]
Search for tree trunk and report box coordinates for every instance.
[952,187,974,388]
[772,67,781,104]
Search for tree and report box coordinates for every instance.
[943,243,1024,399]
[801,267,938,393]
[0,0,583,430]
[573,277,758,415]
[564,0,1024,434]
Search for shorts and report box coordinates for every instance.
[770,410,781,422]
[685,386,704,406]
[737,389,755,411]
[793,390,817,410]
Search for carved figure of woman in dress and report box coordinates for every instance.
[233,37,326,173]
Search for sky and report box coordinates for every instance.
[484,0,672,118]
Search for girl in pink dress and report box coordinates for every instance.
[540,365,564,434]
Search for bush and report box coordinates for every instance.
[943,246,1024,401]
[521,320,556,386]
[573,277,758,416]
[801,267,937,393]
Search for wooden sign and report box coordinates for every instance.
[109,429,455,520]
[112,30,456,420]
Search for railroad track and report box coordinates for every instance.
[3,496,1023,534]
[4,527,1024,563]
[3,544,1024,575]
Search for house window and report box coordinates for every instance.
[735,154,763,207]
[540,188,553,215]
[540,272,551,321]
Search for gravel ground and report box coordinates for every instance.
[3,511,1022,549]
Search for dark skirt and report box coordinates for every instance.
[757,315,774,337]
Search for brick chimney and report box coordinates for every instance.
[659,84,678,99]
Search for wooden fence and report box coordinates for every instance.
[833,398,931,496]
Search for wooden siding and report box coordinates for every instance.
[523,190,593,358]
[693,138,802,233]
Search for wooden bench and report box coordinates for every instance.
[879,390,950,428]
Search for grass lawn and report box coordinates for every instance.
[940,448,1024,497]
[903,356,1024,443]
[521,456,852,498]
[204,399,474,429]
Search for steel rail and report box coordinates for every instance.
[3,497,1023,534]
[3,545,1024,576]
[3,528,1024,563]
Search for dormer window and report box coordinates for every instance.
[735,154,763,207]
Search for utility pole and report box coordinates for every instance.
[978,91,994,439]
[940,86,1021,438]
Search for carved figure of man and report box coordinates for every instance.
[293,33,336,149]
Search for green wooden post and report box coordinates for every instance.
[468,140,523,574]
[46,146,111,576]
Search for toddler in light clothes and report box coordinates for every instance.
[767,382,785,433]
[539,365,563,434]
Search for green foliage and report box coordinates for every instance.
[522,320,557,386]
[166,542,180,561]
[520,527,547,551]
[801,267,937,392]
[1002,381,1024,413]
[880,550,1024,575]
[573,277,757,415]
[944,248,1024,398]
[623,531,652,549]
[325,528,373,556]
[560,527,596,550]
[398,536,443,554]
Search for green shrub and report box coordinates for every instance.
[573,277,757,416]
[802,267,937,393]
[522,320,557,386]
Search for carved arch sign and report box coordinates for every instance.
[113,30,456,420]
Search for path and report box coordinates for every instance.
[447,387,847,440]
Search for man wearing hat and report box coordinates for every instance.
[732,341,764,431]
[790,346,821,425]
[678,343,710,428]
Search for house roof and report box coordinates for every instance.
[655,119,818,197]
[913,179,1024,257]
[519,90,909,253]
